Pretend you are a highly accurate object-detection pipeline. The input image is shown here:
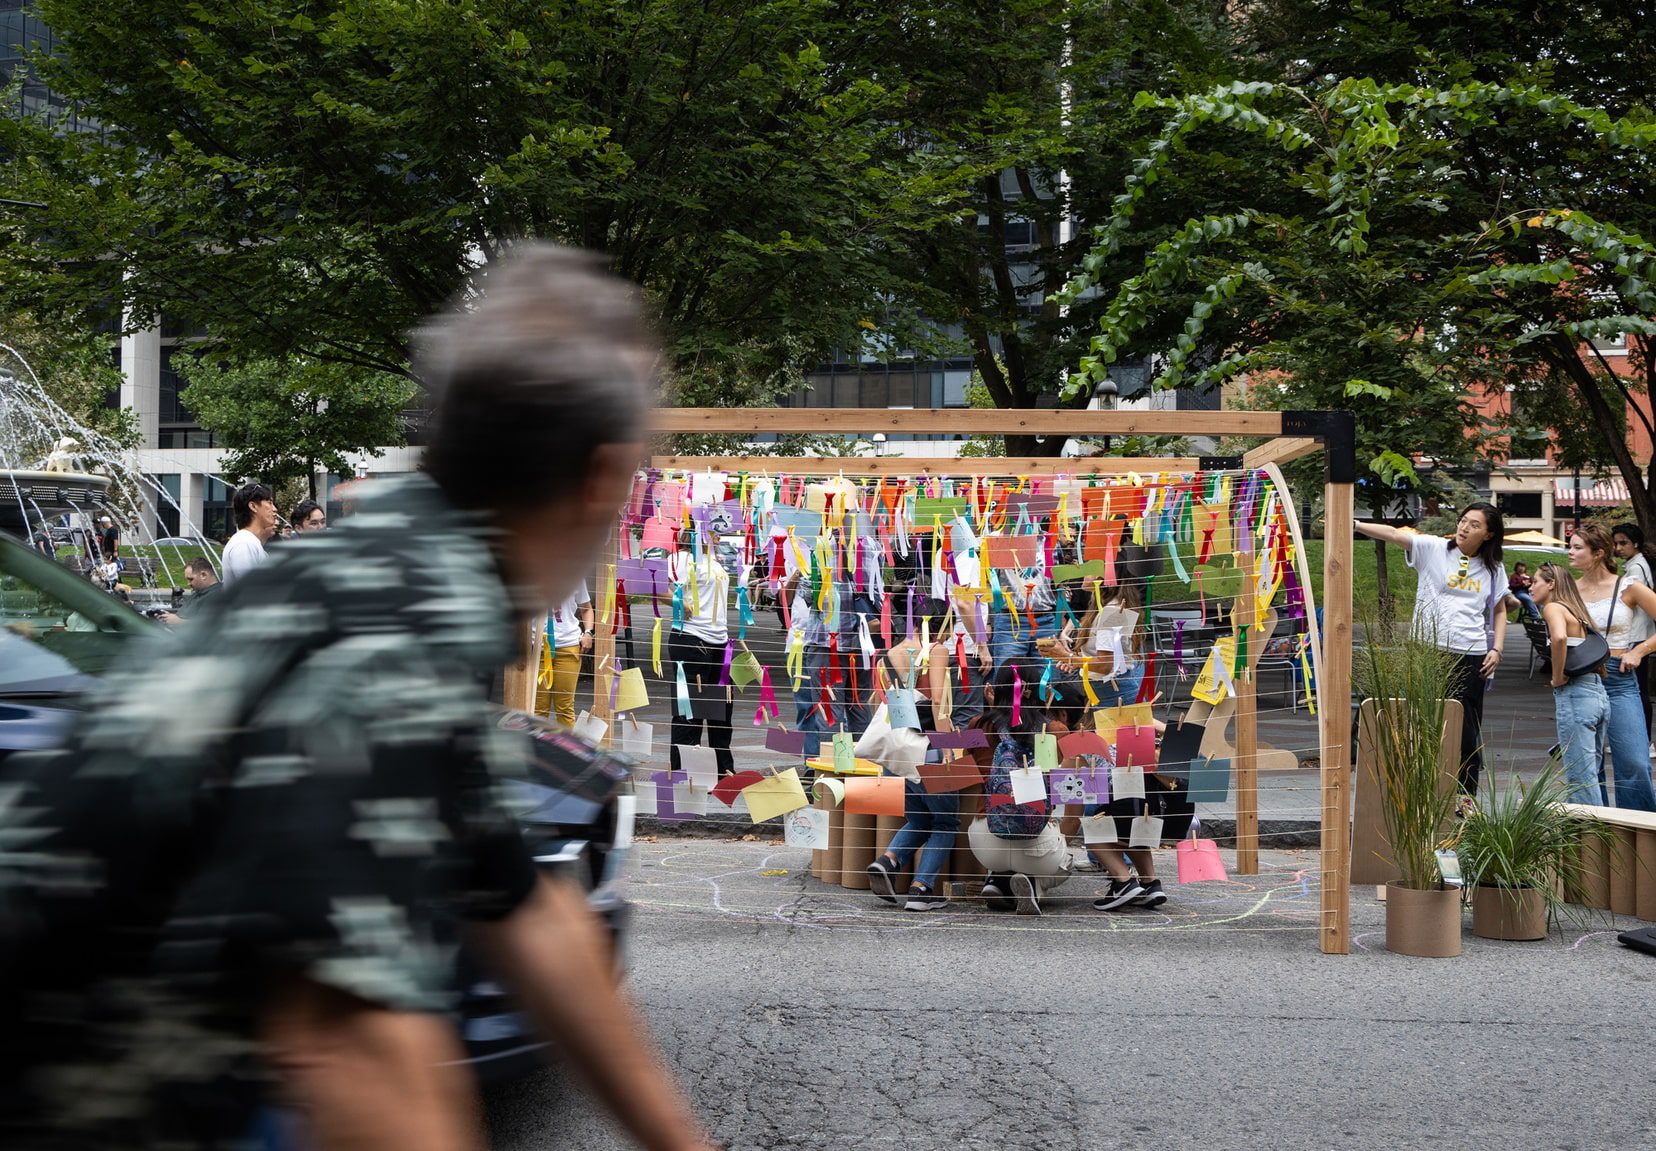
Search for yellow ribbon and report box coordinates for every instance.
[651,616,663,675]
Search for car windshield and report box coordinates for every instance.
[1,538,144,685]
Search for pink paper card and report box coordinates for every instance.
[1177,838,1229,883]
[1115,723,1157,771]
[1058,730,1112,759]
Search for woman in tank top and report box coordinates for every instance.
[1531,563,1611,804]
[1567,524,1656,810]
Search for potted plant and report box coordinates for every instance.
[1457,765,1617,941]
[1357,621,1465,957]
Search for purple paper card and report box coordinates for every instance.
[615,556,669,593]
[927,729,990,749]
[1048,765,1109,807]
[652,770,693,821]
[764,728,810,755]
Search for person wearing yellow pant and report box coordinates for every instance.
[547,580,593,725]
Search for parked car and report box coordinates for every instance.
[0,529,632,1079]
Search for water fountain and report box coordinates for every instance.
[1,340,218,593]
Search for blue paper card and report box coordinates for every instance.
[885,689,922,730]
[1186,756,1232,804]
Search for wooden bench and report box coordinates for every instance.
[1561,803,1656,921]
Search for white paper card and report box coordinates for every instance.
[672,779,708,816]
[784,807,831,850]
[678,746,719,792]
[1081,813,1118,845]
[1009,765,1047,805]
[1111,765,1146,801]
[632,775,658,816]
[613,794,637,852]
[1129,814,1165,849]
[619,718,655,759]
[573,710,608,744]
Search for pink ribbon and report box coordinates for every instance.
[1012,667,1023,728]
[755,667,779,724]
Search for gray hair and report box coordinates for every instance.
[417,244,659,514]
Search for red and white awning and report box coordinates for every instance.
[1553,477,1631,507]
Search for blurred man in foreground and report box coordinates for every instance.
[1,246,716,1151]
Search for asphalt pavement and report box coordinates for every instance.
[484,838,1652,1151]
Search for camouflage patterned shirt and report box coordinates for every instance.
[1,474,539,1148]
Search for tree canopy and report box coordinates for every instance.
[3,0,970,406]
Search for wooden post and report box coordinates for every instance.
[1234,553,1260,875]
[502,621,541,714]
[590,534,622,744]
[1320,477,1355,954]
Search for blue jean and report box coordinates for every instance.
[1094,662,1144,709]
[1511,590,1540,619]
[794,643,871,757]
[989,609,1058,675]
[885,780,960,891]
[1602,665,1656,811]
[1553,675,1608,806]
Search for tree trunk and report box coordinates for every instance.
[1548,336,1656,535]
[1373,536,1393,623]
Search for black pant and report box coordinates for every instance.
[667,631,734,777]
[1446,653,1488,795]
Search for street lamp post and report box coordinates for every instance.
[1094,377,1118,453]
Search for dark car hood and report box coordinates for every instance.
[0,698,80,751]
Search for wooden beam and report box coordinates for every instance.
[653,406,1285,437]
[589,536,621,745]
[649,454,1205,476]
[1233,558,1260,876]
[502,622,540,715]
[1320,479,1355,955]
[1243,437,1321,470]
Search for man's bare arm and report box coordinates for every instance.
[262,979,485,1151]
[469,877,718,1151]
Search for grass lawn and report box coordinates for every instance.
[1292,538,1562,621]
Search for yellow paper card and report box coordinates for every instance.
[743,767,810,822]
[1191,637,1237,706]
[615,667,650,713]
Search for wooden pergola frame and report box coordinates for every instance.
[519,406,1356,954]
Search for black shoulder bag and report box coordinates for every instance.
[1563,575,1618,677]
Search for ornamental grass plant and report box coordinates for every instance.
[1458,764,1618,926]
[1356,616,1464,891]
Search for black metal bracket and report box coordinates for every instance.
[1198,455,1244,471]
[1281,410,1357,485]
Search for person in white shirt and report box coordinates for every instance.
[669,530,733,778]
[220,483,278,585]
[546,581,593,726]
[1357,502,1509,798]
[1612,522,1656,738]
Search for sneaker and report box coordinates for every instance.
[1092,876,1145,911]
[1129,878,1167,909]
[866,857,899,905]
[903,885,948,912]
[1009,873,1042,916]
[980,874,1015,913]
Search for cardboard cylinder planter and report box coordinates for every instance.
[1470,885,1548,942]
[1385,882,1462,957]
